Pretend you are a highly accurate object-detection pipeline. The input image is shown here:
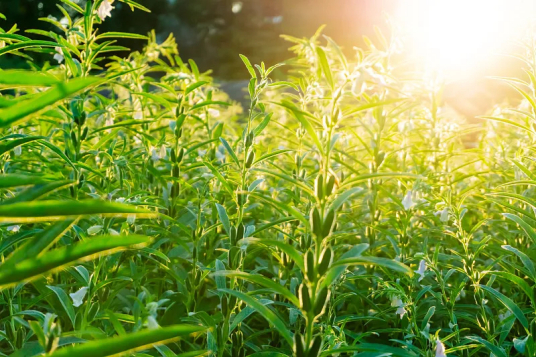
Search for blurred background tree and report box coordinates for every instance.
[0,0,525,117]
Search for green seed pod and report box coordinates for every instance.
[313,287,330,316]
[81,126,88,141]
[325,174,335,197]
[71,131,77,148]
[170,148,177,163]
[293,332,306,357]
[310,207,323,239]
[177,147,185,163]
[245,132,254,148]
[307,335,323,357]
[172,165,180,178]
[295,154,301,167]
[315,174,324,200]
[299,283,311,311]
[229,246,240,269]
[304,250,316,281]
[230,226,237,246]
[236,223,245,241]
[322,209,336,238]
[245,151,255,168]
[317,247,333,276]
[229,295,237,310]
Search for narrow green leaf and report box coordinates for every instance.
[0,235,152,287]
[47,324,206,357]
[219,288,292,345]
[478,284,529,330]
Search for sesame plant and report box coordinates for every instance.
[0,1,535,356]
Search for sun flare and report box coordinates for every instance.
[397,0,535,76]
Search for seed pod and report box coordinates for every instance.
[192,246,197,260]
[236,223,245,241]
[177,147,185,163]
[310,207,323,239]
[299,283,311,311]
[229,246,240,269]
[322,209,336,238]
[307,335,323,357]
[304,250,316,281]
[175,128,183,138]
[245,132,254,148]
[317,247,332,276]
[325,174,335,197]
[170,148,177,163]
[313,287,330,316]
[229,295,237,310]
[293,332,305,357]
[315,174,324,200]
[237,193,247,206]
[172,165,180,178]
[230,226,237,246]
[71,131,77,148]
[246,151,255,168]
[295,154,301,167]
[81,126,88,141]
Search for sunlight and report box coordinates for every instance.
[397,0,535,76]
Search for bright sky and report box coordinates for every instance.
[395,0,536,78]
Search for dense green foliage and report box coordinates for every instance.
[0,1,536,356]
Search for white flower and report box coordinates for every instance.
[391,296,406,319]
[97,0,113,21]
[7,225,20,233]
[53,47,64,63]
[231,1,243,13]
[435,339,446,357]
[69,287,88,307]
[151,148,160,161]
[159,145,167,159]
[87,225,103,235]
[402,191,415,210]
[146,315,160,329]
[415,260,426,282]
[437,207,449,222]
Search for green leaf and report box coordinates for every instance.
[96,32,149,40]
[0,235,152,287]
[316,46,334,89]
[0,77,102,127]
[240,238,304,272]
[331,256,414,277]
[0,200,156,223]
[3,219,76,269]
[219,137,240,166]
[503,214,536,245]
[464,336,507,357]
[0,70,59,86]
[0,40,61,57]
[185,81,208,96]
[478,284,529,330]
[47,285,76,326]
[0,135,46,156]
[501,245,536,281]
[239,54,257,79]
[215,203,230,235]
[1,180,75,205]
[203,161,234,194]
[47,324,206,357]
[219,288,292,345]
[0,174,52,188]
[213,270,299,306]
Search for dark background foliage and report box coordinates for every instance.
[0,0,393,79]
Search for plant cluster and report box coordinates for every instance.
[0,1,535,356]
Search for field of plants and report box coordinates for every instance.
[1,1,536,356]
